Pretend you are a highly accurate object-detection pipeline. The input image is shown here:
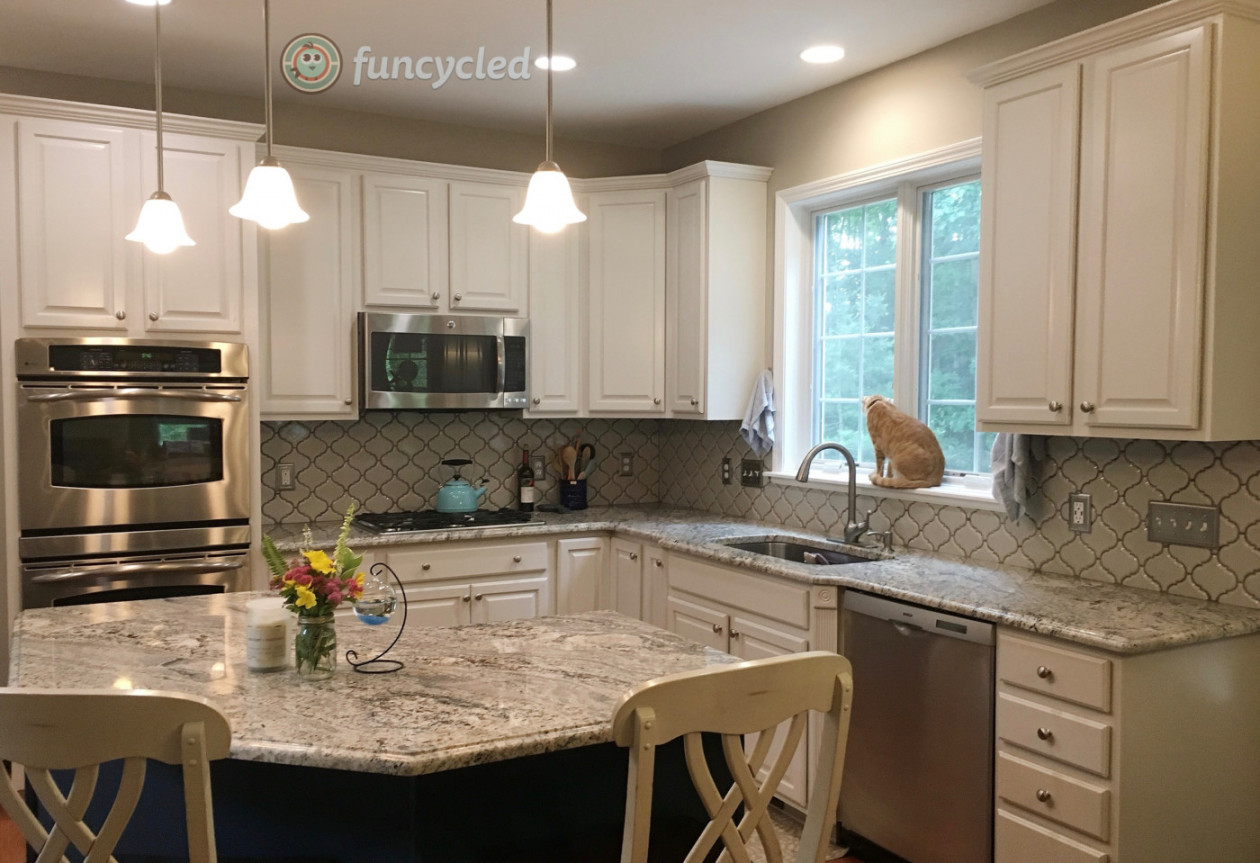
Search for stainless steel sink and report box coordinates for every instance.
[720,539,877,565]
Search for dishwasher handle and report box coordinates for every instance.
[844,590,994,646]
[890,620,928,637]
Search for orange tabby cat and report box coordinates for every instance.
[862,394,946,489]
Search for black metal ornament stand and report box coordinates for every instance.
[346,562,408,674]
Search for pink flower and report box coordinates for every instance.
[327,590,343,606]
[293,572,312,586]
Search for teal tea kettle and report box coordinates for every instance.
[436,458,488,513]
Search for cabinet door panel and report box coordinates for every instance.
[402,583,471,628]
[261,164,358,417]
[588,189,666,412]
[140,132,246,334]
[525,224,583,414]
[667,595,728,651]
[472,575,550,624]
[644,548,668,630]
[667,179,707,415]
[611,539,643,619]
[16,118,132,330]
[556,537,607,614]
[1075,26,1210,429]
[449,181,528,313]
[362,173,448,309]
[976,65,1079,426]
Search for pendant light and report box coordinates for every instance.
[230,0,309,230]
[125,0,195,254]
[513,0,586,233]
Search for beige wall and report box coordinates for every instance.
[0,65,662,177]
[661,0,1163,186]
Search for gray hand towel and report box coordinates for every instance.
[990,433,1040,521]
[740,370,775,457]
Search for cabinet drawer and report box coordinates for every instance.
[381,541,549,583]
[669,555,810,628]
[999,633,1112,711]
[998,693,1112,777]
[997,752,1111,841]
[996,809,1109,863]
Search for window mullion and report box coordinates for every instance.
[893,180,922,418]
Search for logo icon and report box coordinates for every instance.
[281,34,341,94]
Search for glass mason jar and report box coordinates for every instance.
[294,613,337,680]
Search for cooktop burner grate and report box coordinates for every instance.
[355,509,538,534]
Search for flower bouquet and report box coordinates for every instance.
[261,503,364,679]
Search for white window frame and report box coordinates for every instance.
[771,138,1002,511]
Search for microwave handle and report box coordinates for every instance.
[26,388,242,403]
[30,559,246,584]
[496,335,506,395]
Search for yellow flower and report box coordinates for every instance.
[294,584,317,609]
[304,549,336,575]
[355,572,365,587]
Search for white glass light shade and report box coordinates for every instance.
[125,0,172,5]
[125,192,195,254]
[513,162,586,233]
[229,159,310,230]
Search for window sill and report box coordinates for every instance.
[766,469,1004,512]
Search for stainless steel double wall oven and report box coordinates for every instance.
[16,338,251,608]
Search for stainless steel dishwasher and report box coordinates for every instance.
[838,591,995,863]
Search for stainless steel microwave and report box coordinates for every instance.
[358,313,530,411]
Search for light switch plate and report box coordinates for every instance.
[531,454,546,481]
[1068,493,1091,533]
[740,459,765,488]
[1147,501,1219,548]
[619,453,634,477]
[721,457,732,485]
[276,463,295,490]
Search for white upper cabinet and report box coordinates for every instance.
[587,188,667,413]
[666,165,770,419]
[972,2,1260,440]
[260,161,358,418]
[7,105,257,337]
[361,173,448,310]
[525,221,583,415]
[448,181,528,314]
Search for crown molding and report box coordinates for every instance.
[777,138,982,206]
[969,0,1260,87]
[667,160,774,184]
[0,94,263,142]
[268,144,532,186]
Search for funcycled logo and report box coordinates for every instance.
[281,34,342,94]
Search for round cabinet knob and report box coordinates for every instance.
[1036,727,1054,742]
[629,553,639,561]
[431,291,441,301]
[344,398,352,405]
[532,397,541,405]
[711,623,722,634]
[653,397,661,405]
[1048,401,1062,412]
[447,320,456,329]
[729,629,740,639]
[653,559,663,568]
[453,293,463,301]
[421,563,431,571]
[148,312,159,322]
[1080,401,1096,413]
[1035,789,1053,803]
[462,594,471,603]
[115,310,127,320]
[690,398,699,407]
[474,593,483,601]
[1036,665,1053,680]
[512,555,522,563]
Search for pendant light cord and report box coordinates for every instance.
[263,0,274,159]
[153,1,165,192]
[545,0,553,164]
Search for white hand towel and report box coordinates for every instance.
[740,370,776,457]
[990,433,1040,521]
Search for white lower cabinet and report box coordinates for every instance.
[994,628,1260,862]
[555,536,608,614]
[667,554,815,809]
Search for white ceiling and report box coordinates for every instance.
[1,0,1054,149]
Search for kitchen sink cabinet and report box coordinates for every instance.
[666,165,771,419]
[994,628,1260,862]
[973,2,1260,440]
[2,103,258,337]
[555,536,608,615]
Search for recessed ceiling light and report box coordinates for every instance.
[535,55,577,72]
[800,45,845,64]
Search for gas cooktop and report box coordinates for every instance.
[355,509,538,534]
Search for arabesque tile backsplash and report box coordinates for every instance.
[263,415,1260,610]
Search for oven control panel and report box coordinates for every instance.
[15,338,249,380]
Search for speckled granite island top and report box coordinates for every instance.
[10,597,735,776]
[271,504,1260,655]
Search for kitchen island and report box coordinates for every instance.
[11,596,738,861]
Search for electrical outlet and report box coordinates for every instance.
[1068,492,1091,533]
[619,452,634,477]
[276,463,295,491]
[1147,501,1219,548]
[531,454,546,481]
[740,459,765,488]
[721,457,732,485]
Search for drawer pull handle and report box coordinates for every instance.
[513,555,522,563]
[422,564,431,571]
[1036,727,1054,742]
[1035,789,1052,804]
[711,623,723,634]
[1036,665,1053,680]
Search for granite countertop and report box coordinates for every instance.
[269,505,1260,655]
[10,596,735,776]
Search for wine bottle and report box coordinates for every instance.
[517,449,536,512]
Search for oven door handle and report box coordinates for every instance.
[30,560,246,583]
[25,389,242,403]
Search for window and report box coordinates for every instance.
[776,144,993,497]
